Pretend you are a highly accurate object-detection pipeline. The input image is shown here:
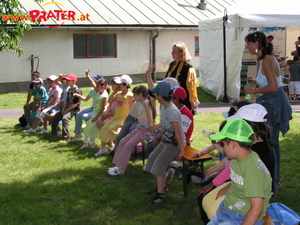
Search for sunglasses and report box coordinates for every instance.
[219,142,225,148]
[122,83,127,86]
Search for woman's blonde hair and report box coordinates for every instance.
[173,42,192,62]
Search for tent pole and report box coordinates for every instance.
[221,9,230,103]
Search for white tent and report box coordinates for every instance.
[198,8,300,101]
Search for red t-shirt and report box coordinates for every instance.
[179,105,194,144]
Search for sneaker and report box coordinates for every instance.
[90,143,98,149]
[71,134,83,142]
[24,128,37,133]
[25,123,32,129]
[107,167,124,176]
[107,166,118,171]
[79,143,89,149]
[94,148,108,156]
[146,193,166,203]
[191,175,202,184]
[39,129,49,133]
[165,168,175,186]
[147,187,169,194]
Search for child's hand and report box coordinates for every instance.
[176,151,184,160]
[85,68,90,77]
[246,76,255,82]
[92,117,98,122]
[192,151,203,158]
[146,64,154,76]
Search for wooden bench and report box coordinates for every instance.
[263,213,275,225]
[182,145,213,197]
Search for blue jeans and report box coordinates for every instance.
[208,202,264,225]
[113,115,138,150]
[74,107,93,135]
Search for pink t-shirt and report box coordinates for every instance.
[48,85,62,106]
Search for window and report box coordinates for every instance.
[73,34,116,58]
[195,36,199,56]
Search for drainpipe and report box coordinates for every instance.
[152,29,159,82]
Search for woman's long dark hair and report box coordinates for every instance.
[245,120,274,150]
[245,31,273,61]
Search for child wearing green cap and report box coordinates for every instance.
[208,119,272,225]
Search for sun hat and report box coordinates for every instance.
[173,86,187,99]
[210,119,254,143]
[92,75,104,81]
[32,78,43,84]
[162,77,179,87]
[63,74,78,83]
[120,74,132,84]
[150,81,174,97]
[227,103,267,122]
[47,75,58,81]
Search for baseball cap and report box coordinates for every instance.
[150,81,174,97]
[47,75,58,81]
[162,77,179,87]
[92,75,104,81]
[120,74,132,84]
[32,78,43,84]
[227,103,267,122]
[63,74,78,83]
[173,86,187,99]
[210,119,254,143]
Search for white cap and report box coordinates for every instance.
[120,74,132,84]
[47,75,58,81]
[227,103,268,122]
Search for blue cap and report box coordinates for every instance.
[92,75,104,81]
[150,81,174,97]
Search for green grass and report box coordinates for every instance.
[0,112,299,224]
[0,83,299,224]
[0,84,217,110]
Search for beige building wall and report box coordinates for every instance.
[0,29,199,86]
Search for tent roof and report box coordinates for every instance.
[199,13,300,31]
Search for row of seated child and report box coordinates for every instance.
[192,102,276,224]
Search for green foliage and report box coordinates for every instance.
[0,0,41,56]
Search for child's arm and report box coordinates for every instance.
[192,145,215,158]
[205,158,226,176]
[73,93,91,102]
[92,98,107,122]
[172,121,185,160]
[42,96,58,109]
[36,96,43,112]
[143,100,154,127]
[146,65,155,90]
[241,198,264,225]
[216,182,230,199]
[32,98,37,111]
[148,123,161,133]
[24,89,33,108]
[62,103,78,115]
[85,68,97,89]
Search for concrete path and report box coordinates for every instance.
[1,101,300,118]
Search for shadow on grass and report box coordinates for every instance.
[0,161,203,224]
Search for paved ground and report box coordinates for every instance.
[1,101,300,118]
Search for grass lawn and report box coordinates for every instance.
[0,84,299,224]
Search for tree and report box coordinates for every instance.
[0,0,41,56]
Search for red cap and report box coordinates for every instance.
[63,74,77,83]
[173,86,187,99]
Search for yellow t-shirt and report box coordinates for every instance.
[113,91,133,120]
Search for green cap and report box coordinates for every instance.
[210,119,254,143]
